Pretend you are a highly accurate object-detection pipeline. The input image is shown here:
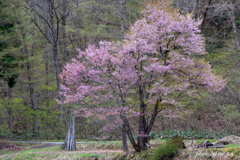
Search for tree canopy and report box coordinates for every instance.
[59,1,225,151]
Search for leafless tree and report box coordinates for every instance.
[25,0,66,124]
[213,0,240,55]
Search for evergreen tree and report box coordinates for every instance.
[0,0,31,133]
[0,0,24,89]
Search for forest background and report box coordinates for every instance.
[0,0,240,143]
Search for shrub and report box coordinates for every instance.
[151,139,179,160]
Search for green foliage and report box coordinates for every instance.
[220,105,240,134]
[70,0,143,50]
[150,129,203,139]
[0,98,33,118]
[225,144,240,148]
[222,105,240,122]
[0,0,28,88]
[0,98,33,139]
[0,122,13,138]
[204,12,232,53]
[149,129,229,140]
[151,139,179,160]
[0,121,11,133]
[196,139,217,144]
[80,153,100,158]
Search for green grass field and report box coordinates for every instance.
[1,139,240,160]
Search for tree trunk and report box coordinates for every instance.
[118,0,129,152]
[201,0,212,34]
[137,105,148,151]
[76,0,82,49]
[27,61,38,136]
[137,100,160,151]
[44,24,50,97]
[6,86,12,132]
[48,0,63,125]
[120,112,140,152]
[53,43,63,125]
[29,76,38,135]
[137,136,148,151]
[122,123,128,151]
[25,0,64,127]
[228,1,240,56]
[61,112,76,151]
[24,40,38,136]
[62,0,68,62]
[193,0,197,18]
[119,0,125,40]
[137,73,148,151]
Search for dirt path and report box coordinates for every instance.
[0,141,22,151]
[8,141,97,145]
[33,149,123,154]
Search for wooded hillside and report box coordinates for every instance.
[0,0,240,145]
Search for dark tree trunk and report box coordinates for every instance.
[62,0,68,62]
[53,43,63,124]
[201,0,212,34]
[137,100,160,151]
[76,0,82,49]
[118,0,129,151]
[137,69,148,151]
[119,0,125,40]
[122,123,128,151]
[61,113,76,151]
[48,0,63,125]
[138,136,149,150]
[120,112,140,152]
[137,104,148,151]
[228,1,240,56]
[6,86,12,132]
[27,62,38,136]
[119,60,162,152]
[25,42,38,136]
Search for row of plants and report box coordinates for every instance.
[1,128,230,141]
[0,128,65,141]
[149,129,230,140]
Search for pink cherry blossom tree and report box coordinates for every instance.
[59,1,225,151]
